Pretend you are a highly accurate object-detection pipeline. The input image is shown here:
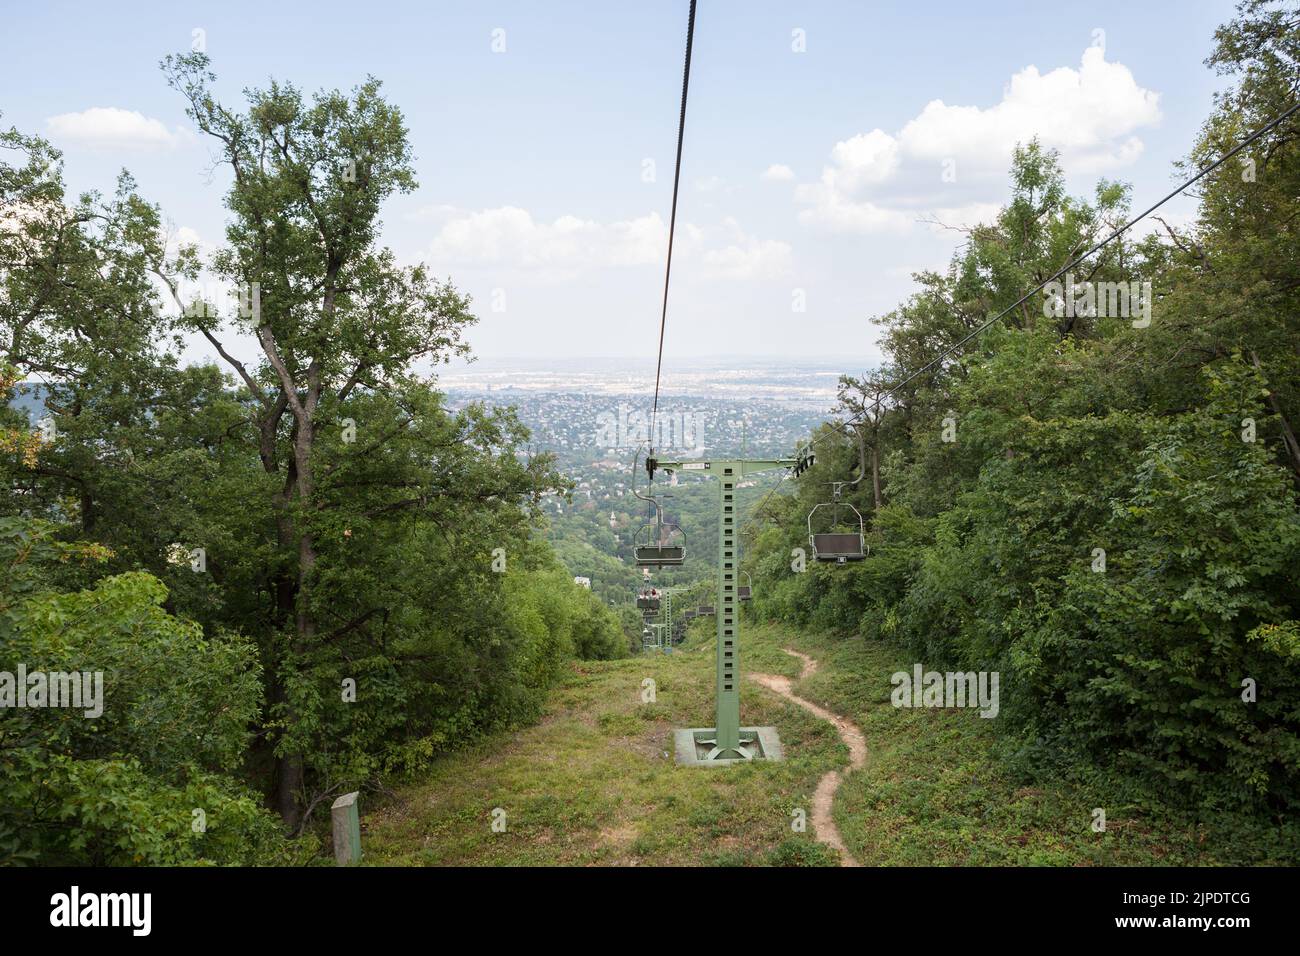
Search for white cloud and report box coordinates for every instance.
[46,107,191,151]
[797,45,1161,233]
[702,219,792,278]
[428,206,663,277]
[426,207,790,281]
[822,130,901,193]
[794,186,911,233]
[897,46,1159,172]
[168,224,220,260]
[174,225,205,247]
[762,163,795,181]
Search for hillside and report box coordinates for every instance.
[362,623,1294,866]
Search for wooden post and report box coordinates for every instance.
[331,791,361,865]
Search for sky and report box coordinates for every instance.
[1,0,1242,369]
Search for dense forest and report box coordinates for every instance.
[0,53,626,864]
[749,1,1300,833]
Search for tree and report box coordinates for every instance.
[0,516,293,865]
[751,3,1300,822]
[154,54,566,825]
[0,118,183,538]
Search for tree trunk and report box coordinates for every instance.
[261,397,310,828]
[276,376,321,829]
[870,443,883,511]
[275,752,304,828]
[1249,351,1300,482]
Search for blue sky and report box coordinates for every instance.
[1,1,1240,366]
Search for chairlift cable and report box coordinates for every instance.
[823,99,1300,443]
[649,0,697,461]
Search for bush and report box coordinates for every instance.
[0,518,291,864]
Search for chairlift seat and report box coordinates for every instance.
[810,533,865,562]
[737,586,752,601]
[634,545,684,567]
[807,500,867,565]
[697,605,714,615]
[630,485,685,567]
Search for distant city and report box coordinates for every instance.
[440,359,853,589]
[441,357,857,501]
[435,356,872,409]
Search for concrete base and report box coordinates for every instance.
[673,726,784,766]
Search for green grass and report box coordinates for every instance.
[361,620,1298,866]
[774,628,1300,866]
[362,622,845,866]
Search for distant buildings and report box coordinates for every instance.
[440,388,830,581]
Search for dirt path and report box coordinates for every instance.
[751,648,866,867]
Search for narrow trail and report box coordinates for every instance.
[751,648,866,867]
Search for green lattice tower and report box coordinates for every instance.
[666,582,705,650]
[641,596,661,652]
[651,456,796,759]
[659,584,690,652]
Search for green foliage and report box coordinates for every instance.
[749,2,1300,822]
[765,837,840,867]
[0,56,629,860]
[0,517,294,864]
[1026,364,1300,809]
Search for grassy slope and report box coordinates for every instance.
[363,622,841,866]
[783,628,1296,866]
[363,621,1296,866]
